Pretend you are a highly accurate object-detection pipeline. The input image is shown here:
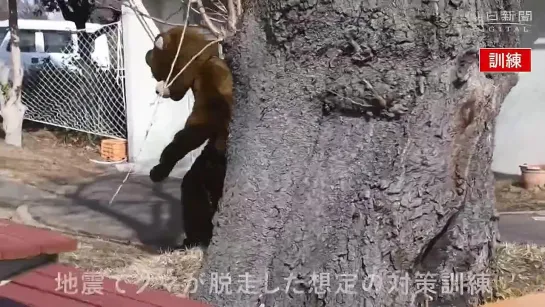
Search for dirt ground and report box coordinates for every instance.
[495,179,545,212]
[0,126,110,191]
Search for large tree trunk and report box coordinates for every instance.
[194,0,519,306]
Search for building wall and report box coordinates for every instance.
[122,0,200,178]
[491,1,545,175]
[492,42,545,175]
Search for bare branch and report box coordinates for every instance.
[114,0,187,27]
[194,0,223,37]
[236,0,242,17]
[191,7,227,23]
[164,2,185,21]
[101,0,238,39]
[164,0,193,84]
[201,5,228,18]
[206,16,227,23]
[207,11,228,19]
[212,0,227,13]
[226,0,236,31]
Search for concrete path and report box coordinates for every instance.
[498,213,545,245]
[0,173,184,249]
[2,172,545,247]
[0,177,57,219]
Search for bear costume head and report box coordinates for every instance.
[145,26,221,101]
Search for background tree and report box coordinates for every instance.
[0,0,47,20]
[18,0,47,19]
[39,0,94,29]
[0,0,25,146]
[37,0,120,57]
[190,0,521,306]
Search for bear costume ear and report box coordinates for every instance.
[154,35,165,50]
[145,50,152,66]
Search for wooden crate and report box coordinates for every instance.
[100,139,127,162]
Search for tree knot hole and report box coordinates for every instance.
[458,97,476,131]
[454,48,479,88]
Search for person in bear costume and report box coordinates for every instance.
[145,25,232,248]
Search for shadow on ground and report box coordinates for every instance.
[26,172,185,252]
[12,171,539,250]
[0,297,28,307]
[494,171,520,182]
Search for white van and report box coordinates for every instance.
[0,19,112,72]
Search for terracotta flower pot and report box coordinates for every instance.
[519,164,545,189]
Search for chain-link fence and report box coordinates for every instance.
[22,22,127,139]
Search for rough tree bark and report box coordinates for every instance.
[194,0,520,306]
[0,0,26,147]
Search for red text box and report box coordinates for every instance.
[479,48,531,72]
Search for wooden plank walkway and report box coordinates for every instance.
[0,219,78,281]
[0,264,209,307]
[0,219,210,307]
[0,219,77,260]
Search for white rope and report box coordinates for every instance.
[127,0,156,41]
[165,0,193,84]
[165,38,222,89]
[109,0,189,205]
[108,94,161,205]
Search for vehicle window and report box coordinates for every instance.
[6,30,36,52]
[0,27,8,46]
[43,30,74,53]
